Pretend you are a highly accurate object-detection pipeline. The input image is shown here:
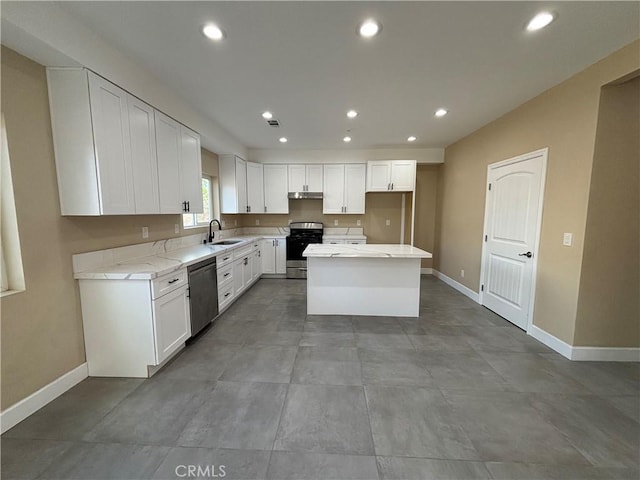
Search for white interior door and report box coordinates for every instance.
[481,149,547,330]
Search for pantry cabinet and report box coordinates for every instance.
[366,160,416,192]
[323,164,366,214]
[46,68,202,216]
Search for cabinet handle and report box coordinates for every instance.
[391,183,394,190]
[264,206,267,213]
[223,272,230,277]
[186,201,190,212]
[258,251,261,257]
[275,239,279,246]
[223,256,230,261]
[168,278,180,284]
[244,258,248,265]
[224,292,231,298]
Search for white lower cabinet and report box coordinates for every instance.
[78,268,191,378]
[218,241,262,313]
[260,237,286,274]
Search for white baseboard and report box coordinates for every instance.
[571,347,640,362]
[528,325,573,359]
[420,268,433,275]
[528,325,640,361]
[0,363,88,434]
[432,269,480,303]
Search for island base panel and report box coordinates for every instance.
[306,257,421,317]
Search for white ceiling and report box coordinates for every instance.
[57,1,639,150]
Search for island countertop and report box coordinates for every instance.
[303,243,432,259]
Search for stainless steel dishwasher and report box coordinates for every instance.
[187,257,219,337]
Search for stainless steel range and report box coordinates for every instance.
[286,222,323,279]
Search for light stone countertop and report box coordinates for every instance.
[303,244,432,259]
[73,236,262,280]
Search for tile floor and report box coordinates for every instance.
[2,276,639,479]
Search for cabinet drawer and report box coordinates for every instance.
[218,281,235,311]
[217,250,234,267]
[151,269,187,299]
[217,262,234,287]
[233,244,253,260]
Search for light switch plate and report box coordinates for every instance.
[385,219,391,226]
[334,219,339,226]
[174,224,179,234]
[563,232,573,246]
[255,219,260,225]
[356,219,361,226]
[142,226,149,239]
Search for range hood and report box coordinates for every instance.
[288,191,323,200]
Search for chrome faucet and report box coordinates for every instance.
[208,219,222,243]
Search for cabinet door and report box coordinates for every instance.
[306,165,323,191]
[243,255,253,288]
[252,249,262,281]
[264,164,289,214]
[390,160,416,191]
[288,165,306,192]
[344,164,366,214]
[152,285,190,365]
[155,111,183,214]
[236,157,248,214]
[87,72,135,214]
[260,239,276,274]
[323,164,345,214]
[246,162,264,214]
[275,238,287,274]
[366,161,392,192]
[127,95,160,214]
[180,126,203,213]
[233,258,246,295]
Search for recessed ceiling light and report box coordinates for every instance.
[434,108,448,118]
[407,136,417,142]
[202,24,224,41]
[279,137,288,143]
[347,110,358,118]
[358,19,382,38]
[343,136,352,143]
[262,111,273,119]
[526,12,555,31]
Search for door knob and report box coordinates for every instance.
[518,251,533,258]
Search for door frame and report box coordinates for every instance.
[478,148,548,332]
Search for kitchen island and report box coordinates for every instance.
[303,244,432,317]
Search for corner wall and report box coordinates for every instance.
[574,76,640,347]
[435,40,640,344]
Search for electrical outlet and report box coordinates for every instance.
[334,219,339,226]
[563,232,573,246]
[174,224,179,234]
[142,226,149,239]
[385,219,391,226]
[234,219,237,226]
[289,219,292,224]
[461,269,465,278]
[356,219,361,226]
[255,219,260,226]
[221,219,226,227]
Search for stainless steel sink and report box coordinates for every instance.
[212,240,243,245]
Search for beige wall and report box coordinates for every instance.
[435,40,640,344]
[574,77,640,347]
[414,166,439,268]
[0,47,215,410]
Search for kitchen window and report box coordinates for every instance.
[183,175,217,228]
[1,114,25,296]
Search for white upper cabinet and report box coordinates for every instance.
[263,164,289,214]
[87,73,135,214]
[155,112,182,214]
[366,160,416,192]
[46,67,203,216]
[155,113,203,214]
[288,164,323,192]
[127,95,160,214]
[219,155,248,214]
[246,161,264,214]
[179,125,203,213]
[323,164,366,214]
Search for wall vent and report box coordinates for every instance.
[267,119,280,127]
